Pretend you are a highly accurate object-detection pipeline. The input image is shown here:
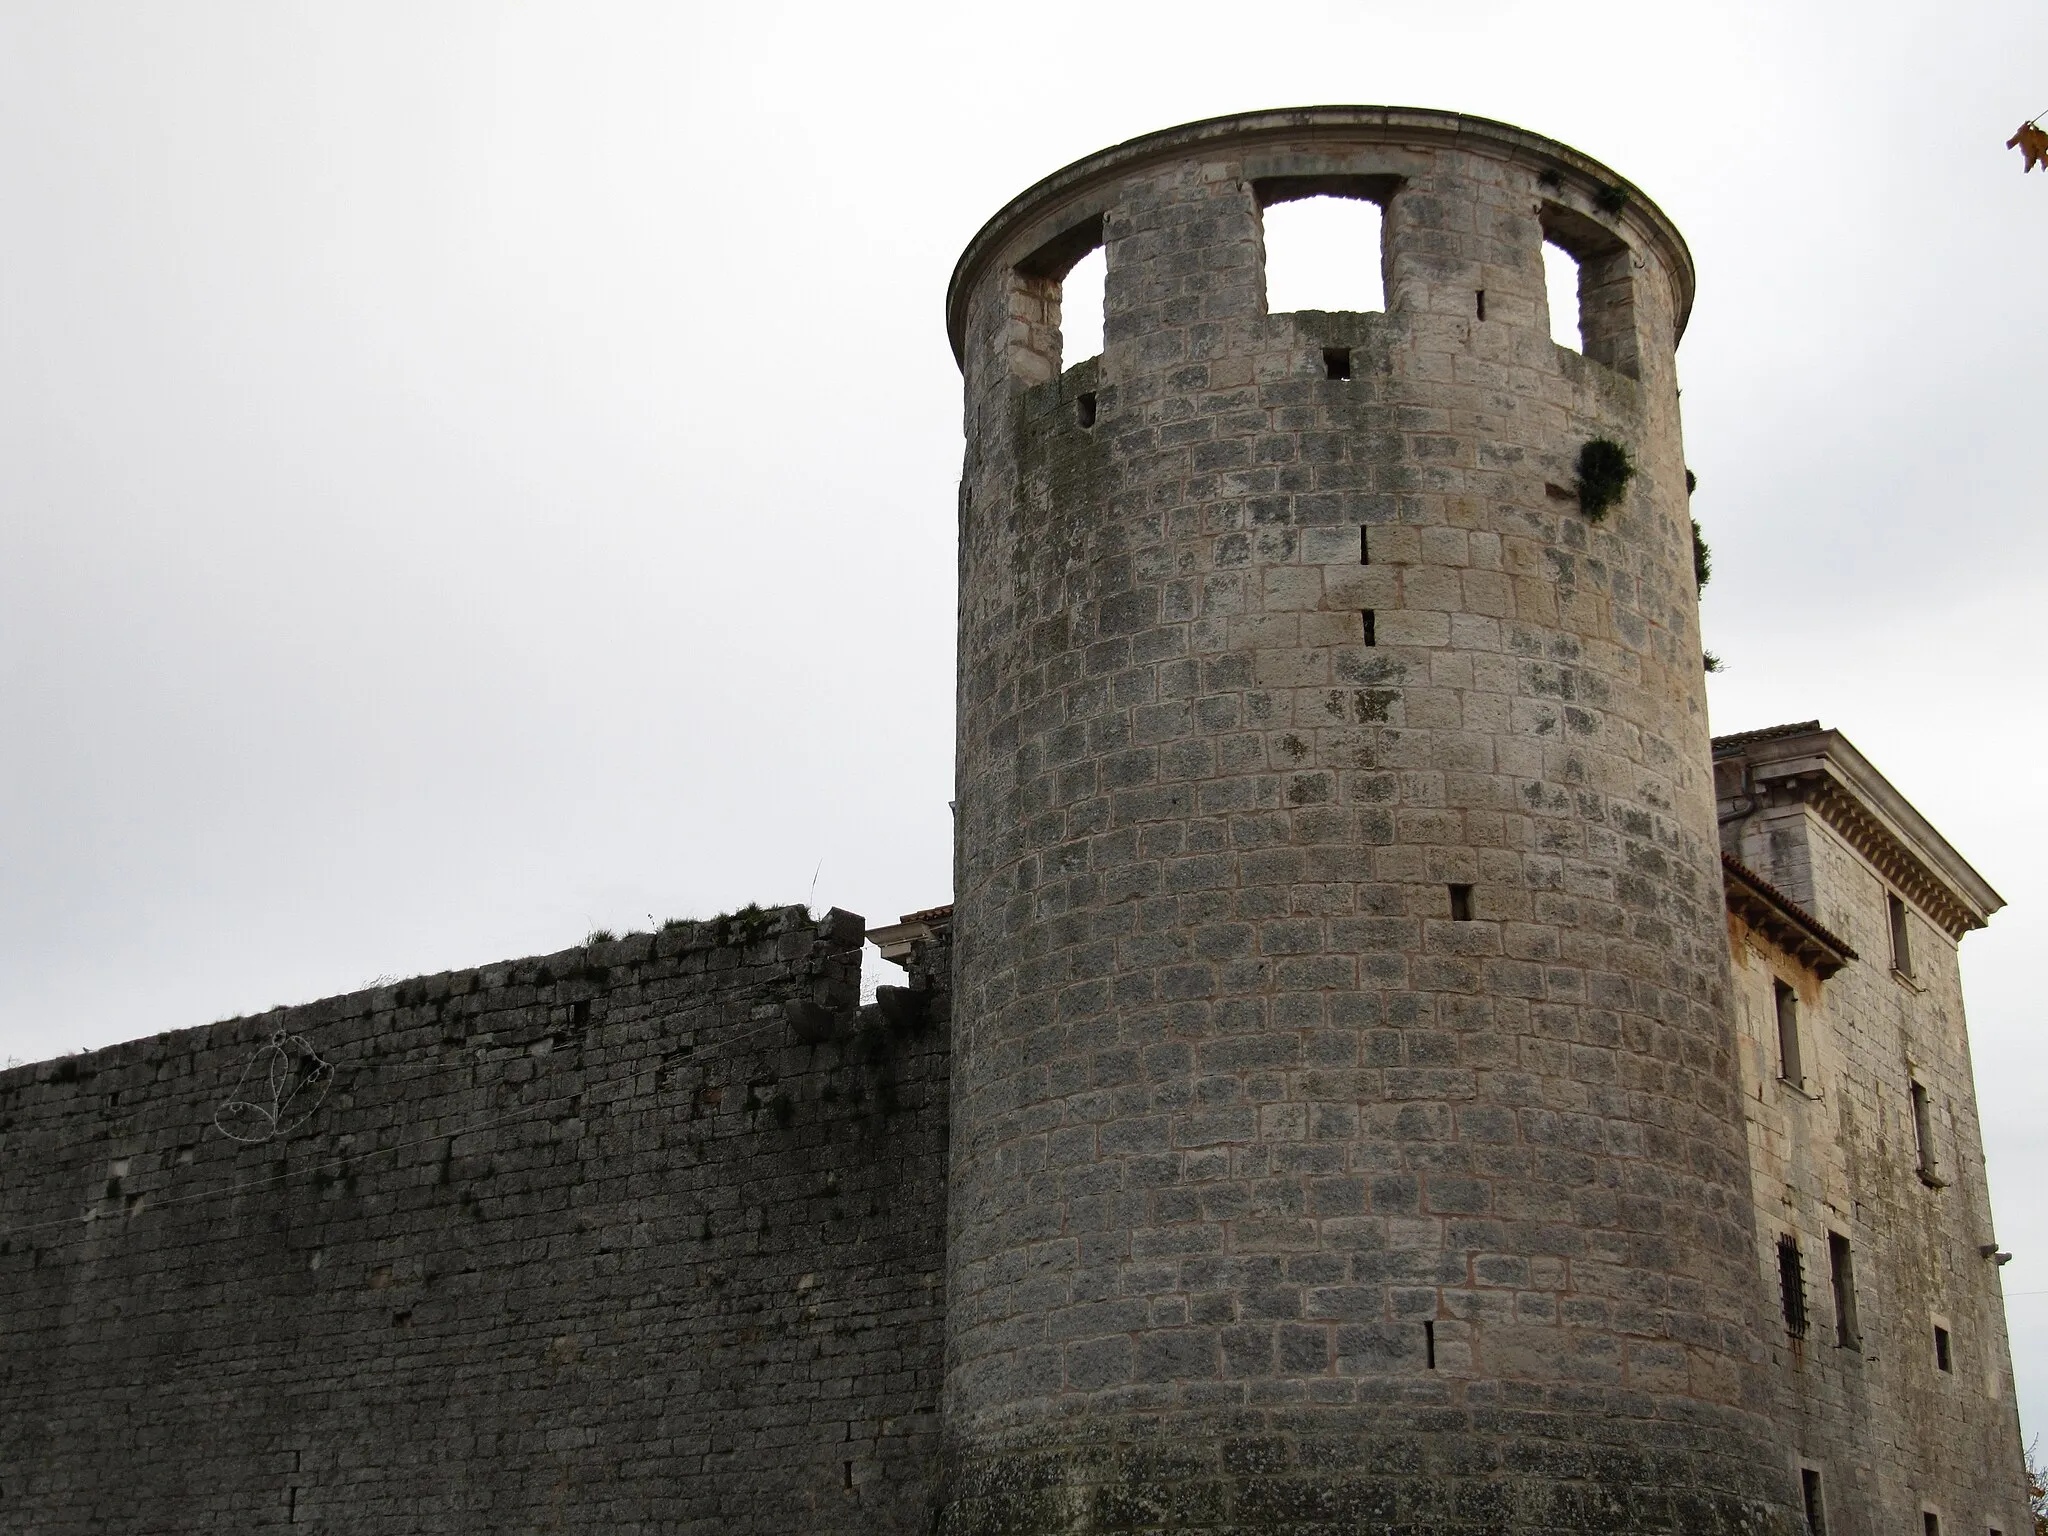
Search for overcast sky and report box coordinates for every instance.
[2,0,2042,1443]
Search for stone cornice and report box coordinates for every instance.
[1722,852,1857,979]
[1803,780,1987,941]
[867,905,954,969]
[1714,726,2002,941]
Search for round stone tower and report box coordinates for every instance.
[944,109,1789,1534]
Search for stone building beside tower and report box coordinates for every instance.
[0,109,2026,1534]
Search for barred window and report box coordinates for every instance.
[1778,1234,1808,1337]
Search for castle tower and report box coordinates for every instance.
[944,110,1791,1532]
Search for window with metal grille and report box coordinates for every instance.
[1778,1235,1808,1337]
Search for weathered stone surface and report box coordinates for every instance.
[0,906,950,1534]
[1717,725,2025,1536]
[946,108,1791,1533]
[0,108,2029,1536]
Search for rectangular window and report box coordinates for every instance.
[1801,1468,1826,1535]
[1448,884,1474,922]
[1912,1079,1941,1182]
[1060,244,1106,365]
[1778,1235,1808,1337]
[1889,892,1914,976]
[1539,204,1642,378]
[1775,979,1804,1089]
[1542,241,1583,351]
[1007,216,1109,384]
[1829,1232,1860,1349]
[1261,193,1387,314]
[1934,1325,1952,1372]
[1924,1513,1941,1536]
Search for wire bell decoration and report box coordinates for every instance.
[215,1030,333,1144]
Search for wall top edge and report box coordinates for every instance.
[945,105,1697,366]
[0,903,863,1086]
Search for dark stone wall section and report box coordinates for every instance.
[0,906,950,1536]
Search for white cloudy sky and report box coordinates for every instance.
[3,0,2043,1441]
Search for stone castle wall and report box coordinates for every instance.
[944,109,1791,1533]
[0,906,949,1536]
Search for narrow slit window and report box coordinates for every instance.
[1911,1079,1940,1181]
[1925,1514,1942,1536]
[1263,195,1385,313]
[1359,527,1370,564]
[1424,1320,1436,1368]
[1475,289,1487,321]
[1778,1234,1808,1337]
[1934,1324,1952,1372]
[1361,610,1376,646]
[1449,885,1474,922]
[1059,245,1106,366]
[1828,1232,1860,1349]
[1542,241,1582,351]
[1775,980,1804,1089]
[1801,1468,1826,1535]
[1323,346,1353,381]
[1889,892,1914,977]
[1076,391,1097,429]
